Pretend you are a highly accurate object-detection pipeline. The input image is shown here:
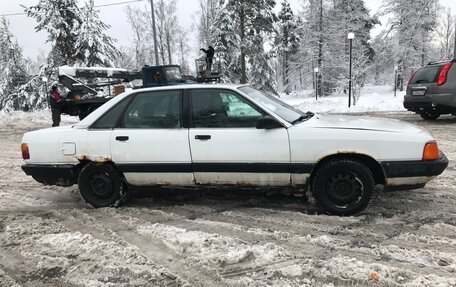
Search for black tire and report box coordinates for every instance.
[419,111,440,120]
[78,163,122,208]
[311,159,375,216]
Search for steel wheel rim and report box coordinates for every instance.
[325,172,364,208]
[88,171,114,199]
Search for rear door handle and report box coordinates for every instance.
[195,135,211,140]
[116,136,129,141]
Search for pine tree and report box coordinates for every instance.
[211,6,241,83]
[24,0,121,68]
[75,0,120,66]
[0,18,45,112]
[24,0,81,66]
[276,0,300,94]
[212,0,278,94]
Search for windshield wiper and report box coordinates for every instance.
[291,112,314,124]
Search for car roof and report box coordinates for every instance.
[136,83,249,92]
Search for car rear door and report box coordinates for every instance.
[109,90,194,186]
[188,88,291,186]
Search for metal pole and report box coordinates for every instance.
[150,0,159,66]
[348,38,352,108]
[314,68,319,100]
[394,69,397,97]
[454,16,456,59]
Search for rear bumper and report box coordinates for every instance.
[22,164,77,186]
[404,94,456,113]
[381,152,449,179]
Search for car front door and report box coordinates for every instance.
[109,90,193,186]
[188,88,291,186]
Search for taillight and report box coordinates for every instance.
[407,69,419,85]
[21,143,30,159]
[437,62,453,86]
[422,141,439,161]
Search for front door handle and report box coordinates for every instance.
[195,135,211,140]
[116,136,129,141]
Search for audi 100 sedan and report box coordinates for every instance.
[21,84,448,215]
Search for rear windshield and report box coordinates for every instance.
[410,65,442,84]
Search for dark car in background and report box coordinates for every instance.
[404,60,456,120]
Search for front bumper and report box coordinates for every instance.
[22,164,77,186]
[381,152,449,179]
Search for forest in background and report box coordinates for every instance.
[0,0,453,111]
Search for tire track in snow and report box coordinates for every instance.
[49,208,228,287]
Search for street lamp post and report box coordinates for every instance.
[394,66,398,97]
[314,67,319,100]
[347,32,355,108]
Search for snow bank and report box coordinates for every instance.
[282,85,406,113]
[0,110,78,129]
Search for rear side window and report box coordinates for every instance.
[122,90,182,129]
[410,65,442,84]
[90,98,131,129]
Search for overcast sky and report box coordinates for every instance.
[2,0,456,61]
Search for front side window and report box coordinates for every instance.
[192,89,264,128]
[122,90,182,129]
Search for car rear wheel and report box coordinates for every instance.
[311,159,375,216]
[419,111,440,120]
[78,163,122,208]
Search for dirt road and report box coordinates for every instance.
[1,111,455,286]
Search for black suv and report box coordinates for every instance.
[403,59,456,120]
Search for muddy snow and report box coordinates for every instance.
[1,110,456,286]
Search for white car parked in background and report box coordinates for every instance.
[21,84,448,215]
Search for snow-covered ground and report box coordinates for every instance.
[1,86,456,286]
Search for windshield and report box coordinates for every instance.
[164,67,183,82]
[238,86,312,123]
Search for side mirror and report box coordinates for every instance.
[256,116,283,129]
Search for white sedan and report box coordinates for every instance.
[21,84,448,215]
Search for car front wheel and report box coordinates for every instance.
[311,159,375,216]
[78,163,122,208]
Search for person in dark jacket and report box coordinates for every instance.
[49,85,63,127]
[200,46,215,71]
